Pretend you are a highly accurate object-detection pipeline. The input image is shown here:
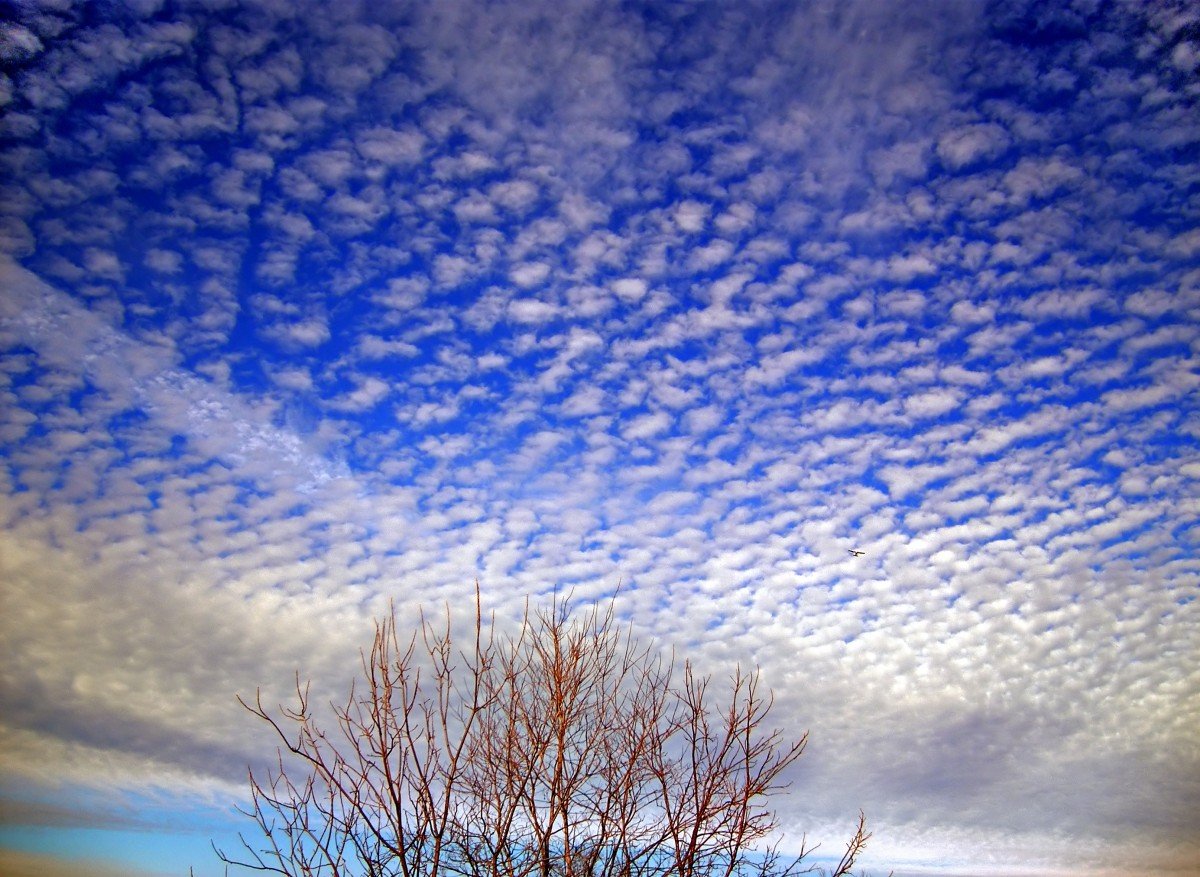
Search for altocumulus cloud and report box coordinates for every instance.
[0,1,1198,876]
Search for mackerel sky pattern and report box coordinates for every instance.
[0,1,1198,875]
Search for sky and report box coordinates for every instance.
[0,0,1197,874]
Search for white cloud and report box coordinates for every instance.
[683,404,726,435]
[1123,289,1178,317]
[357,126,425,165]
[510,261,552,289]
[330,375,390,412]
[270,365,313,391]
[884,252,938,282]
[903,388,961,420]
[560,384,606,417]
[621,410,671,442]
[489,178,539,213]
[948,299,994,325]
[1102,379,1187,412]
[672,200,710,233]
[454,191,499,224]
[508,298,558,324]
[1002,155,1084,206]
[81,247,124,282]
[936,122,1010,170]
[743,346,825,387]
[143,248,183,275]
[870,139,930,187]
[0,22,44,64]
[263,316,330,349]
[611,277,647,302]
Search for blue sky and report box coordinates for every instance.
[0,0,1197,874]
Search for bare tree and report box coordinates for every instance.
[220,590,873,877]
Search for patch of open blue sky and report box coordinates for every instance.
[0,0,1197,875]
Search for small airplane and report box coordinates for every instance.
[847,549,866,557]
